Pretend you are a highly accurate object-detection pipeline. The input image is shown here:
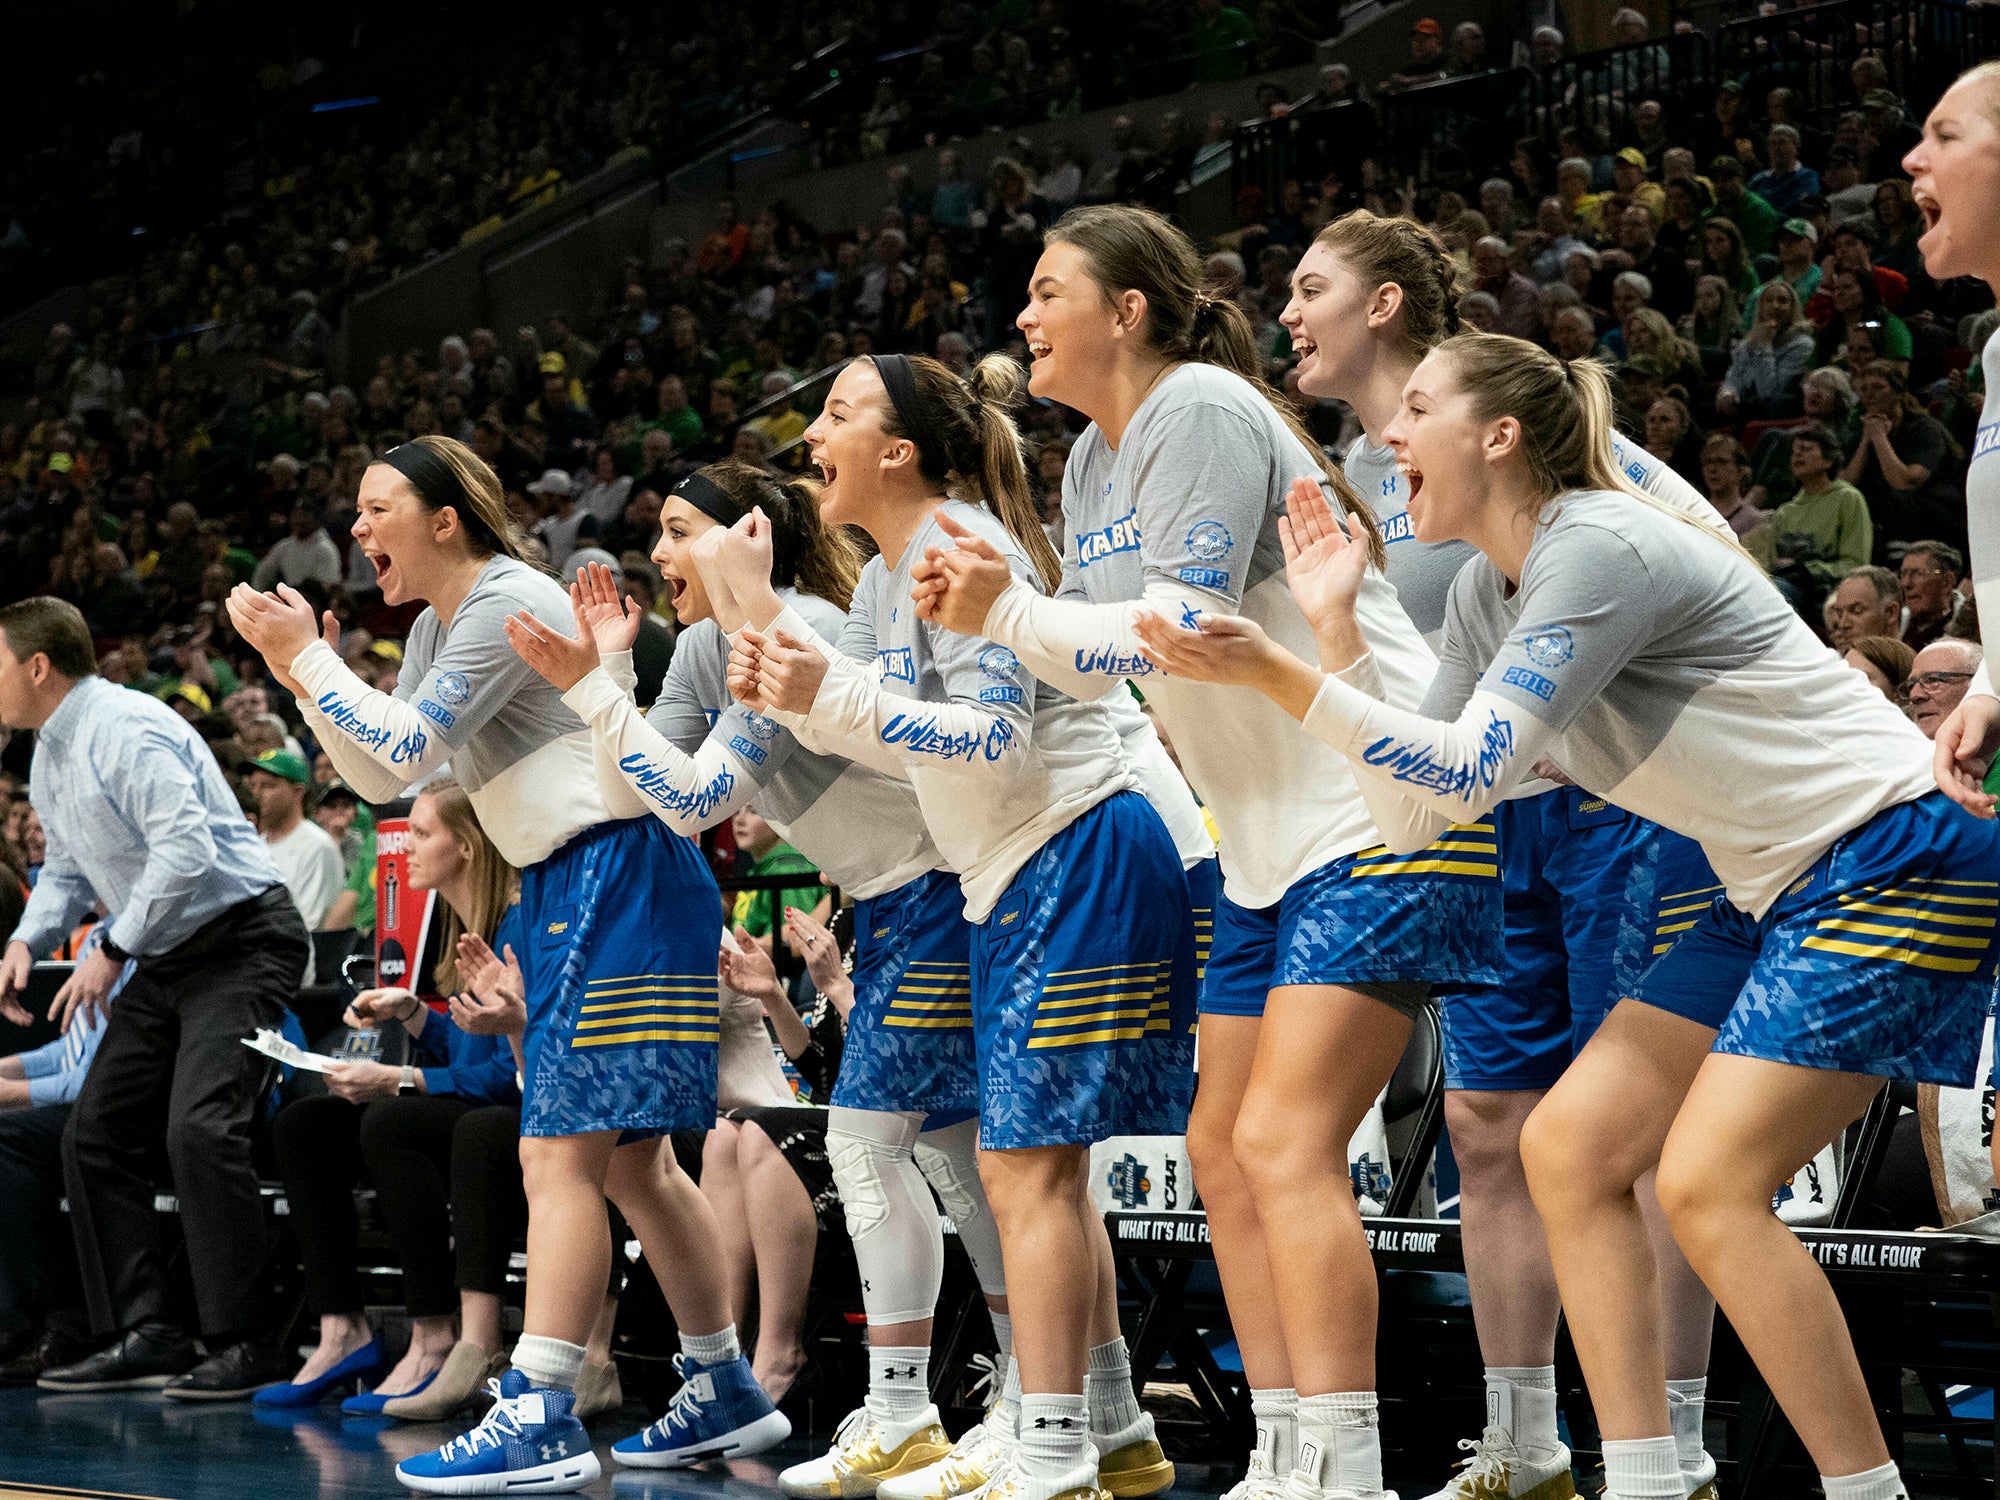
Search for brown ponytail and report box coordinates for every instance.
[869,353,1063,589]
[693,458,865,610]
[1312,210,1463,357]
[1048,203,1385,567]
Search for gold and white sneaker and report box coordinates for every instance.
[1094,1411,1175,1498]
[1277,1471,1399,1500]
[781,1405,956,1498]
[1418,1427,1572,1500]
[1682,1449,1719,1500]
[1220,1450,1287,1500]
[975,1454,1110,1500]
[879,1411,1012,1500]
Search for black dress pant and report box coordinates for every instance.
[0,1104,87,1338]
[450,1105,529,1299]
[62,887,308,1339]
[274,1092,480,1318]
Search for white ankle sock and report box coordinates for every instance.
[510,1334,585,1393]
[867,1344,931,1421]
[995,1351,1023,1434]
[1602,1436,1682,1498]
[679,1325,742,1367]
[1019,1392,1090,1477]
[1296,1391,1382,1494]
[990,1310,1014,1359]
[1666,1377,1708,1468]
[1085,1337,1144,1435]
[1820,1461,1906,1500]
[1485,1365,1560,1460]
[1250,1387,1298,1474]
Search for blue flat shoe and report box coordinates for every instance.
[341,1366,436,1416]
[251,1338,387,1408]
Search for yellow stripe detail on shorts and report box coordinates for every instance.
[1834,899,1998,929]
[571,1028,720,1047]
[582,983,719,1000]
[1351,858,1500,878]
[1027,1025,1149,1049]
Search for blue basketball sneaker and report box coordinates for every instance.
[611,1353,792,1468]
[396,1370,600,1494]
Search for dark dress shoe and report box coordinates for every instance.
[162,1340,296,1402]
[1,1329,95,1387]
[38,1326,200,1391]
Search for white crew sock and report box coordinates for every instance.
[995,1350,1023,1435]
[510,1334,585,1393]
[679,1325,742,1367]
[1250,1387,1298,1474]
[1019,1392,1091,1477]
[1666,1376,1708,1468]
[1486,1365,1561,1459]
[990,1310,1014,1359]
[1602,1436,1683,1498]
[1296,1391,1383,1495]
[868,1344,931,1421]
[1820,1461,1907,1500]
[1086,1337,1144,1435]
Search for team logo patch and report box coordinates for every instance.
[743,713,780,741]
[416,697,456,729]
[978,645,1020,681]
[1501,665,1557,701]
[1186,520,1233,562]
[434,671,472,706]
[1522,626,1574,667]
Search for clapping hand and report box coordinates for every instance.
[717,926,782,1002]
[736,626,829,715]
[450,934,527,1037]
[910,509,1015,633]
[781,905,847,996]
[227,583,338,694]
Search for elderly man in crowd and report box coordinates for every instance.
[1898,541,1966,652]
[1827,565,1903,652]
[1906,639,1984,739]
[1472,236,1541,340]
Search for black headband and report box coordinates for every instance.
[377,443,504,552]
[872,354,954,483]
[673,471,738,527]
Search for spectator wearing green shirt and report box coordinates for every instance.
[1708,156,1780,261]
[1769,424,1873,588]
[642,374,704,455]
[1189,0,1257,83]
[730,810,831,947]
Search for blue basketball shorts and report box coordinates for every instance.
[1202,817,1504,1017]
[1441,788,1719,1091]
[518,816,723,1139]
[1636,792,2000,1086]
[831,867,979,1115]
[970,791,1198,1149]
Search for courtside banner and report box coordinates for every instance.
[373,817,442,1005]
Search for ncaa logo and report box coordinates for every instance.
[434,671,472,706]
[1186,521,1233,562]
[1522,626,1574,668]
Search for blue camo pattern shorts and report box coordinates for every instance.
[1637,792,2000,1085]
[519,816,723,1139]
[1202,817,1504,1017]
[832,867,980,1114]
[971,791,1197,1149]
[1441,788,1720,1090]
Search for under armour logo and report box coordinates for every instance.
[539,1441,568,1459]
[886,1365,920,1380]
[1032,1416,1078,1430]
